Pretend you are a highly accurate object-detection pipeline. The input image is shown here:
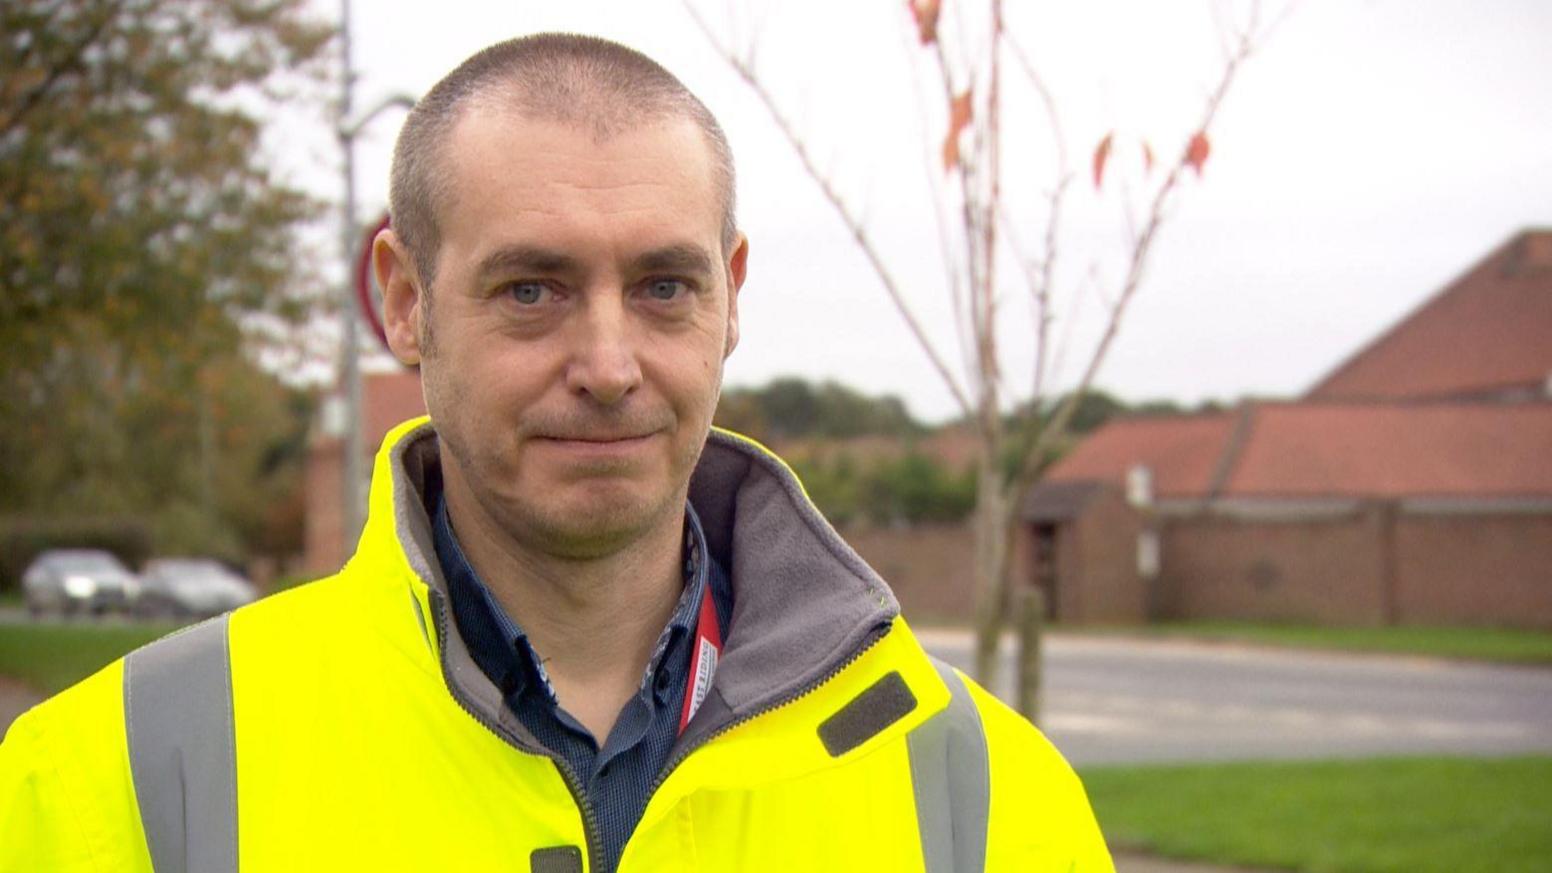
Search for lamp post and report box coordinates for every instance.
[336,0,415,554]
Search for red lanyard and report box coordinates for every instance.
[677,583,722,735]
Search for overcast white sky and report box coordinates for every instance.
[286,0,1552,423]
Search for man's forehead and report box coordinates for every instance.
[429,109,724,266]
[431,110,716,226]
[443,105,712,178]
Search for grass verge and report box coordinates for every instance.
[0,621,181,695]
[1081,756,1552,873]
[1082,622,1552,665]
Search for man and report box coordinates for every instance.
[0,34,1112,872]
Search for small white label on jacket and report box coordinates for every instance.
[686,637,718,724]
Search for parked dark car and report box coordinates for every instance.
[136,558,257,618]
[22,549,140,616]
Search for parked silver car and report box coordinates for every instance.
[22,549,140,616]
[136,558,257,618]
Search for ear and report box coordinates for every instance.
[723,233,749,359]
[374,228,426,365]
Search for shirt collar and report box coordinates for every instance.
[432,492,712,706]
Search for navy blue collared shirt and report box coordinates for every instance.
[432,491,731,873]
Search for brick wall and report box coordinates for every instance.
[1395,512,1552,628]
[838,500,1152,628]
[1157,508,1390,625]
[1066,490,1146,623]
[842,523,976,625]
[303,439,345,577]
[1148,505,1552,629]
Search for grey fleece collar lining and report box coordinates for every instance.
[385,423,900,748]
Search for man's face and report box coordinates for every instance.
[378,112,747,559]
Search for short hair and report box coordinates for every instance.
[389,33,738,288]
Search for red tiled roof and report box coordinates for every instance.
[1307,230,1552,401]
[1044,413,1237,497]
[1225,402,1552,498]
[1046,402,1552,500]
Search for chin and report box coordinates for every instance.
[507,487,677,559]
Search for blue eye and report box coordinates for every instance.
[647,279,686,301]
[508,282,547,305]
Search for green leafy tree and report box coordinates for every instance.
[863,454,976,526]
[788,451,864,527]
[716,377,924,442]
[0,0,332,561]
[787,449,976,530]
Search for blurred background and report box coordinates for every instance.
[2,1,1549,871]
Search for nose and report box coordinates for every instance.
[564,294,642,405]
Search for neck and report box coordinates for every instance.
[440,462,687,737]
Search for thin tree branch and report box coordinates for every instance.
[1051,262,1102,391]
[1000,30,1072,405]
[1032,175,1069,400]
[1002,31,1067,175]
[2,0,70,94]
[1119,158,1141,249]
[0,0,126,140]
[977,0,1006,443]
[922,14,1000,421]
[900,18,974,383]
[930,30,987,406]
[996,201,1052,402]
[686,2,973,418]
[1007,3,1264,492]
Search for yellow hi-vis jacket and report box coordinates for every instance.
[0,419,1114,873]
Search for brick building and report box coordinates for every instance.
[304,370,426,574]
[1024,229,1552,628]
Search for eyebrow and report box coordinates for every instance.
[630,244,716,277]
[473,242,718,285]
[475,246,582,283]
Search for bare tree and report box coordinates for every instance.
[689,0,1286,714]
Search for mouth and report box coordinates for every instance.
[531,431,661,458]
[537,431,658,445]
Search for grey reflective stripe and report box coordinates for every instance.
[908,659,990,873]
[123,616,238,873]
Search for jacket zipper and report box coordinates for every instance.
[428,581,895,871]
[429,590,607,873]
[642,620,892,804]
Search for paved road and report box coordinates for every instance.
[7,613,1551,767]
[921,631,1552,766]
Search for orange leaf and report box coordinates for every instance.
[1185,130,1211,176]
[908,0,941,46]
[942,89,973,171]
[1142,140,1155,175]
[1092,131,1113,190]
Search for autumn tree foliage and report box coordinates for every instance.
[715,377,926,442]
[692,0,1285,709]
[0,1,333,563]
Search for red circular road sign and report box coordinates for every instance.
[354,213,392,353]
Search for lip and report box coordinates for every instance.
[532,432,660,458]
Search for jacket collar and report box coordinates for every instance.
[362,418,917,758]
